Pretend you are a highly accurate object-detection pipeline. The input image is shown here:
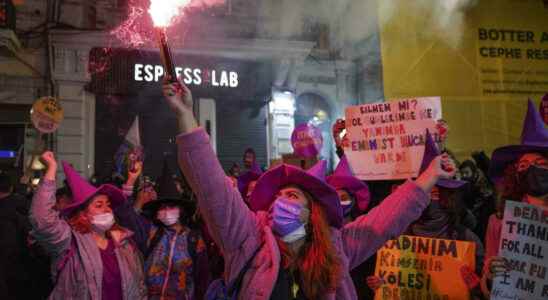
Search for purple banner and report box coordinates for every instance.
[291,123,323,158]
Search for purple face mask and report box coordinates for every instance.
[341,200,353,217]
[271,197,305,237]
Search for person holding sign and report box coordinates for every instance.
[482,99,548,297]
[163,79,457,299]
[366,132,485,297]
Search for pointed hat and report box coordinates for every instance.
[61,162,126,216]
[327,156,371,212]
[489,99,548,180]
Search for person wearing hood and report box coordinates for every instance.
[326,156,370,225]
[163,79,456,299]
[481,99,548,297]
[119,159,209,300]
[29,151,146,299]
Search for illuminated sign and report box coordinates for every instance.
[133,64,239,88]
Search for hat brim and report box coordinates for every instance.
[61,184,126,216]
[250,164,343,228]
[327,175,370,212]
[489,144,548,180]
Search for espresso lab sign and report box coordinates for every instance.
[374,235,476,300]
[345,97,442,180]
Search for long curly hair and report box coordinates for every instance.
[278,195,342,298]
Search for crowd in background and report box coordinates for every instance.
[0,89,546,299]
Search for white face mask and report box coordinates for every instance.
[157,208,180,226]
[91,213,115,232]
[281,224,306,243]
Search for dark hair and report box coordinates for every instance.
[459,160,477,173]
[0,173,13,193]
[243,148,256,159]
[439,187,466,229]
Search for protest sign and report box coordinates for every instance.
[30,96,64,133]
[345,97,442,180]
[374,235,476,300]
[491,201,548,300]
[291,123,323,158]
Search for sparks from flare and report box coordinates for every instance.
[149,0,191,28]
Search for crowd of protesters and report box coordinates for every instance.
[0,78,546,300]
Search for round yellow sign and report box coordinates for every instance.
[30,96,64,133]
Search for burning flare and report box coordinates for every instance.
[148,0,191,28]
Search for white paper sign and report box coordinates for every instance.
[491,201,548,300]
[345,97,442,180]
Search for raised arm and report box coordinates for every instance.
[163,80,260,255]
[28,151,72,258]
[343,154,456,269]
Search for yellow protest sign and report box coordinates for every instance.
[374,235,476,300]
[30,96,64,133]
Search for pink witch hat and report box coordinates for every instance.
[327,156,371,212]
[249,160,342,228]
[61,162,126,216]
[419,131,467,189]
[489,99,548,180]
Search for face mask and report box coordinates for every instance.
[524,165,548,197]
[341,200,353,217]
[91,213,115,232]
[158,209,180,226]
[271,197,307,242]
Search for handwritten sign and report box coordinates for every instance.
[491,201,548,300]
[540,94,548,126]
[291,123,323,158]
[30,97,64,133]
[345,97,442,180]
[374,235,476,300]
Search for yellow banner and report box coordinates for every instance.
[374,235,476,300]
[379,0,548,161]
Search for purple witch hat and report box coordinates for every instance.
[237,162,263,197]
[249,160,343,228]
[61,162,126,216]
[327,156,371,212]
[489,99,548,180]
[420,131,467,189]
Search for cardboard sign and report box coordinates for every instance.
[374,235,476,300]
[491,201,548,300]
[30,97,64,133]
[540,94,548,126]
[345,97,442,180]
[291,123,323,158]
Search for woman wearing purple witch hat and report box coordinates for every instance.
[163,80,457,300]
[326,156,371,224]
[29,151,146,299]
[481,99,548,297]
[366,132,485,297]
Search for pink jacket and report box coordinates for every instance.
[177,128,429,300]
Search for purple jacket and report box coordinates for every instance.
[177,128,429,300]
[29,180,147,300]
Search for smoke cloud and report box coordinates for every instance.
[258,0,477,51]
